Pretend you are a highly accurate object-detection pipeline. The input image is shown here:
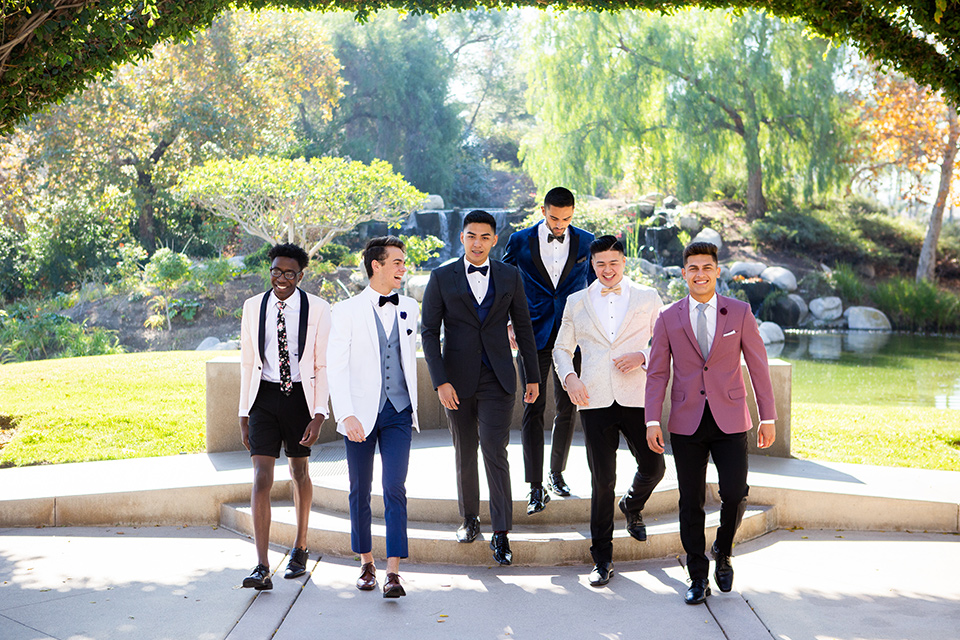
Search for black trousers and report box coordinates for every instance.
[518,347,580,484]
[670,401,749,580]
[445,365,515,532]
[580,403,665,564]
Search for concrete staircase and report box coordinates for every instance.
[220,431,779,566]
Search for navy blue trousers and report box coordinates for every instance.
[344,400,413,558]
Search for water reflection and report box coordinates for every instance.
[777,332,960,410]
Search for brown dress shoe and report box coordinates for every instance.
[383,572,406,598]
[356,562,377,591]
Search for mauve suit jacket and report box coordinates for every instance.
[644,294,776,435]
[238,289,331,419]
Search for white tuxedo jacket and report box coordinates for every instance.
[327,292,420,437]
[238,289,332,418]
[553,279,663,410]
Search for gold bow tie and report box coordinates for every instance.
[601,285,622,296]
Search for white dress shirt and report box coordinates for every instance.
[589,276,631,341]
[365,286,397,340]
[537,220,570,288]
[261,290,302,383]
[464,255,491,304]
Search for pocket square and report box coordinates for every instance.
[723,330,736,337]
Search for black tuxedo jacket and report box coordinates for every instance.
[421,258,540,398]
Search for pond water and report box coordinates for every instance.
[770,332,960,410]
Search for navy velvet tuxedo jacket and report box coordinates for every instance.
[502,222,596,350]
[421,258,540,399]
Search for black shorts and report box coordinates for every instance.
[248,381,313,458]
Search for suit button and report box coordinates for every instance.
[704,366,708,371]
[477,349,482,354]
[700,390,705,395]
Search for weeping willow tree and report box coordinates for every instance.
[521,8,849,219]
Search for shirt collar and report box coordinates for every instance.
[463,255,491,272]
[688,293,717,310]
[269,289,300,310]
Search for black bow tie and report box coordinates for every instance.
[378,293,399,307]
[547,233,565,243]
[467,264,489,276]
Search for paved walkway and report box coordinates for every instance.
[1,524,958,639]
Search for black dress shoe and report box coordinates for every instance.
[526,485,551,515]
[618,496,647,542]
[383,572,406,598]
[548,472,571,497]
[490,531,512,565]
[685,578,711,605]
[588,561,614,586]
[356,562,377,591]
[456,516,480,543]
[242,563,273,590]
[284,547,309,579]
[712,543,734,592]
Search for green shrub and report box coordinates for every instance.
[399,235,444,270]
[0,305,124,363]
[870,278,960,333]
[828,264,868,304]
[244,243,272,270]
[759,288,789,321]
[797,271,834,298]
[195,257,237,289]
[314,243,353,266]
[144,248,191,289]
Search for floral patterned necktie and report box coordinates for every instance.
[277,301,292,396]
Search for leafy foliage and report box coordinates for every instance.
[177,156,425,257]
[0,306,124,363]
[399,234,444,270]
[521,9,847,219]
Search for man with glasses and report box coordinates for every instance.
[238,243,331,590]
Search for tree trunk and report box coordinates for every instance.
[917,104,959,282]
[742,87,767,221]
[135,166,157,254]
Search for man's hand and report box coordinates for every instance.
[564,373,589,406]
[507,324,518,350]
[438,383,460,411]
[342,416,366,443]
[646,425,665,454]
[240,417,251,451]
[523,383,539,405]
[301,416,325,447]
[757,422,776,449]
[612,351,645,374]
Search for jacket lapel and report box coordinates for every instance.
[556,229,579,287]
[711,295,731,362]
[582,281,610,343]
[257,291,270,365]
[297,288,308,362]
[677,297,706,360]
[452,259,480,322]
[528,226,554,292]
[611,282,638,343]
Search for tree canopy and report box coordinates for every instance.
[177,156,425,257]
[1,1,959,134]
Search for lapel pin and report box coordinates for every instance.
[400,311,407,319]
[407,328,413,335]
[720,307,727,315]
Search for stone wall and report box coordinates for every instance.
[206,355,792,457]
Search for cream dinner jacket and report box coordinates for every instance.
[238,289,332,419]
[553,279,663,410]
[327,292,420,437]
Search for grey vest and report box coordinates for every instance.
[374,311,411,413]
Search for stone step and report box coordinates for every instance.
[310,480,682,525]
[220,501,777,566]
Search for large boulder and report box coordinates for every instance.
[643,226,684,266]
[678,214,700,231]
[421,194,445,209]
[405,274,432,302]
[634,201,656,216]
[196,337,221,351]
[638,258,663,277]
[662,195,681,209]
[213,340,240,351]
[769,294,803,327]
[728,261,766,278]
[691,227,722,251]
[663,266,682,278]
[787,294,809,324]
[737,280,773,313]
[809,296,843,321]
[760,266,798,292]
[844,306,892,331]
[758,321,785,344]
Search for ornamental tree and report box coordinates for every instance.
[177,156,425,257]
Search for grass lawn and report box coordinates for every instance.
[1,351,959,471]
[0,351,211,467]
[791,402,960,471]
